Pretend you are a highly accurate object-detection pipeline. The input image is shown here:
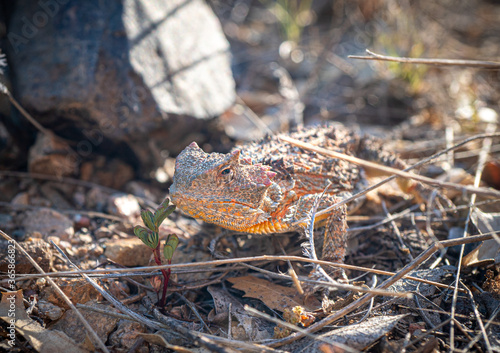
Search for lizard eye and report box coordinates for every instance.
[219,167,234,182]
[220,167,231,175]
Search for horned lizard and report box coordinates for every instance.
[169,124,432,279]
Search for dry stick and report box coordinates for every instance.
[0,170,157,209]
[49,241,279,353]
[284,132,500,227]
[348,49,500,69]
[462,282,492,352]
[0,229,110,353]
[280,134,500,200]
[266,233,494,348]
[47,240,163,330]
[0,84,56,138]
[7,242,494,293]
[465,304,500,352]
[450,124,495,352]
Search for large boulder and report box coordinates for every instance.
[5,0,235,173]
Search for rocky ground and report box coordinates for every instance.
[1,0,500,352]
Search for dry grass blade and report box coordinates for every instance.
[349,49,500,69]
[0,229,110,353]
[462,282,492,352]
[449,124,496,351]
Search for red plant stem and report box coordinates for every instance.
[153,245,170,307]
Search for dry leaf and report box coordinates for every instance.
[285,314,406,352]
[463,210,500,267]
[227,275,320,311]
[483,160,500,190]
[0,290,90,353]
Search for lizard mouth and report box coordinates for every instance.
[169,192,266,232]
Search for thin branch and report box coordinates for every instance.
[349,49,500,69]
[48,240,164,331]
[3,233,491,283]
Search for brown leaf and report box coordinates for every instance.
[227,275,320,311]
[483,160,500,190]
[463,210,500,267]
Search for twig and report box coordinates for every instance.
[3,235,491,289]
[462,282,492,352]
[381,201,412,261]
[0,83,57,138]
[47,240,164,331]
[464,304,500,352]
[279,134,500,200]
[0,170,157,209]
[0,229,110,353]
[349,49,500,69]
[0,202,124,221]
[175,292,213,334]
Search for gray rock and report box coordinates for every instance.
[5,0,235,171]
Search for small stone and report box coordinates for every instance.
[28,133,78,177]
[0,238,52,274]
[11,192,29,205]
[107,193,140,218]
[95,226,113,239]
[20,208,74,241]
[81,157,134,190]
[51,302,119,349]
[86,187,108,212]
[104,237,151,267]
[74,214,91,230]
[38,300,64,321]
[108,320,147,350]
[41,279,102,309]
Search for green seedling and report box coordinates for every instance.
[134,198,178,307]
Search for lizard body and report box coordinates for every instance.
[169,124,427,277]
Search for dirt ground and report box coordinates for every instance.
[1,1,500,352]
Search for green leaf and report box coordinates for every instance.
[153,199,176,228]
[147,231,159,249]
[134,225,158,249]
[163,234,179,260]
[134,226,151,244]
[141,209,156,231]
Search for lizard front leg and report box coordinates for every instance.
[296,194,349,281]
[322,201,348,280]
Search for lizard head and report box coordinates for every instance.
[169,142,278,232]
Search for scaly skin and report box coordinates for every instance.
[169,124,434,278]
